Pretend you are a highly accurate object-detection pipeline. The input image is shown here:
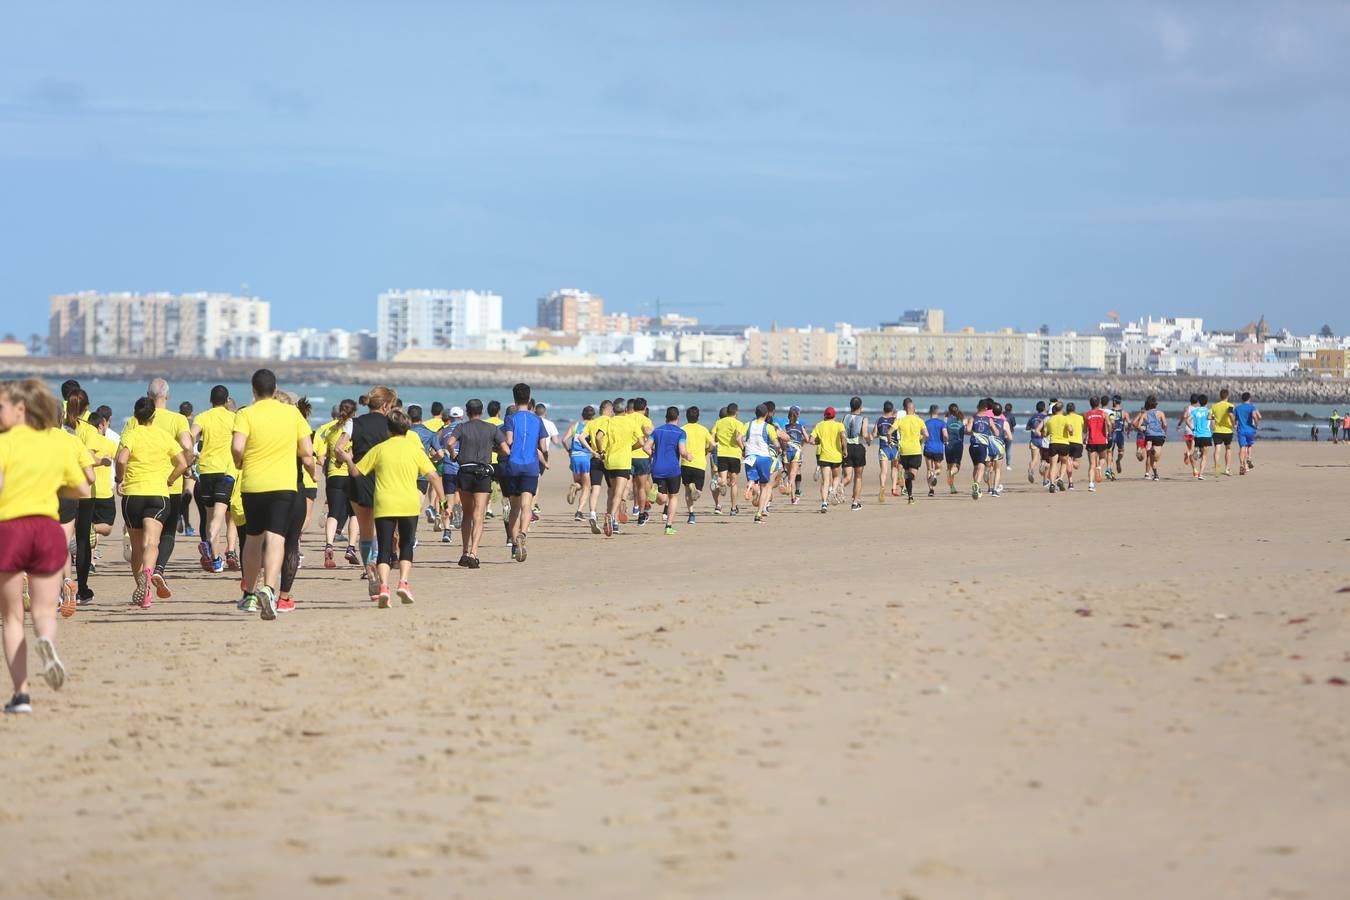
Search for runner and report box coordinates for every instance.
[810,406,846,512]
[782,405,809,505]
[434,405,464,541]
[1211,388,1236,476]
[1002,403,1017,472]
[742,404,778,523]
[594,394,646,536]
[337,387,395,592]
[1025,401,1049,486]
[1083,396,1111,492]
[533,402,559,522]
[1044,402,1070,493]
[563,406,596,521]
[680,405,714,524]
[874,400,898,503]
[842,396,870,511]
[1108,395,1126,477]
[712,403,747,516]
[1178,394,1197,469]
[62,389,99,611]
[407,405,440,525]
[1064,402,1085,491]
[273,394,315,614]
[893,398,928,504]
[0,379,90,714]
[1235,391,1261,474]
[944,403,967,495]
[339,408,442,605]
[627,398,656,525]
[649,406,690,534]
[499,383,548,562]
[919,404,945,498]
[1187,393,1215,480]
[967,399,998,500]
[582,400,613,532]
[1134,395,1168,481]
[441,399,496,568]
[138,380,196,588]
[84,411,119,585]
[178,400,198,538]
[231,369,315,620]
[116,396,189,608]
[316,399,360,567]
[191,385,237,574]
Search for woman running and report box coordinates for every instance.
[563,405,596,520]
[874,400,898,502]
[943,403,967,495]
[116,396,189,608]
[782,406,809,505]
[275,394,317,613]
[333,387,395,592]
[317,399,360,568]
[62,389,100,612]
[0,379,91,713]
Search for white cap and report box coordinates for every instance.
[449,406,465,418]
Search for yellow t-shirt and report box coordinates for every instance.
[1046,413,1069,444]
[1212,400,1235,434]
[126,409,192,492]
[91,433,118,499]
[895,415,926,456]
[0,425,90,521]
[233,398,311,494]
[315,418,351,477]
[811,420,845,464]
[587,416,609,456]
[359,436,436,519]
[1066,413,1085,445]
[486,416,504,463]
[631,414,655,459]
[600,413,643,472]
[681,422,713,469]
[194,405,237,475]
[119,424,182,497]
[712,416,747,460]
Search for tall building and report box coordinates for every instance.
[537,288,604,334]
[747,326,839,369]
[376,289,503,361]
[48,291,270,358]
[879,308,944,334]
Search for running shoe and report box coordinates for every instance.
[345,545,360,565]
[324,546,336,569]
[1048,483,1057,494]
[949,486,958,495]
[665,525,677,535]
[711,473,720,492]
[458,554,472,567]
[971,483,981,500]
[184,525,197,537]
[790,496,799,505]
[76,589,95,606]
[198,540,214,572]
[60,578,77,619]
[442,529,455,543]
[424,506,437,525]
[567,483,581,505]
[132,570,148,607]
[1197,473,1205,481]
[1088,483,1096,492]
[989,488,1002,498]
[1054,478,1066,492]
[590,515,602,535]
[485,509,495,519]
[819,503,828,513]
[4,692,32,714]
[237,593,258,613]
[603,514,613,537]
[730,506,740,517]
[927,489,935,498]
[150,571,172,600]
[850,501,862,511]
[224,550,241,571]
[1067,483,1075,491]
[276,598,296,613]
[573,511,584,522]
[611,523,621,535]
[212,556,224,573]
[467,556,480,569]
[530,511,540,523]
[396,581,415,604]
[687,513,696,525]
[366,566,380,598]
[713,506,723,515]
[258,585,278,620]
[35,637,65,690]
[908,495,916,505]
[376,584,391,609]
[753,514,763,524]
[514,534,527,562]
[637,510,649,526]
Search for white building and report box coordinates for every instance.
[834,322,858,369]
[1024,333,1108,372]
[220,327,376,361]
[376,289,503,360]
[49,291,269,359]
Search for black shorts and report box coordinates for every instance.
[1193,436,1213,448]
[1147,435,1166,447]
[241,490,299,537]
[303,486,317,501]
[1038,447,1052,461]
[681,468,706,490]
[122,495,169,527]
[1212,432,1233,446]
[1068,444,1084,460]
[456,464,494,495]
[1050,443,1070,458]
[351,471,376,508]
[845,444,867,469]
[58,497,79,524]
[589,464,604,487]
[654,475,681,495]
[604,467,631,482]
[922,450,944,463]
[93,498,117,526]
[944,445,963,466]
[817,459,841,469]
[630,458,652,477]
[441,472,458,495]
[900,453,923,470]
[196,472,235,505]
[1087,443,1110,454]
[716,457,741,474]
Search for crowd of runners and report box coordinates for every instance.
[0,372,1278,714]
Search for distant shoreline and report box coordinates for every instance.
[4,355,1347,405]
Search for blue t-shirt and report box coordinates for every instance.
[435,422,459,475]
[1026,412,1048,448]
[501,410,542,476]
[410,423,437,452]
[924,417,946,455]
[1189,407,1213,439]
[650,423,686,479]
[945,415,965,447]
[1235,403,1257,432]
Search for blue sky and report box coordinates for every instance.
[3,1,1348,339]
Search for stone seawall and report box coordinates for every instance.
[4,357,1347,404]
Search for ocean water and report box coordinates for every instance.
[52,378,1341,438]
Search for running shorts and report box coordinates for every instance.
[630,458,652,477]
[93,498,117,526]
[654,475,681,495]
[1068,444,1084,460]
[1087,443,1110,454]
[716,457,741,474]
[1193,436,1213,448]
[241,490,298,536]
[1147,435,1165,447]
[303,486,317,501]
[570,454,591,475]
[589,465,604,487]
[968,442,988,466]
[845,444,867,468]
[500,473,539,497]
[457,469,494,494]
[351,471,376,508]
[785,444,802,463]
[878,444,898,462]
[1213,433,1233,446]
[1111,433,1125,449]
[1237,428,1256,448]
[604,466,631,481]
[0,516,68,574]
[745,456,773,483]
[681,468,706,490]
[923,450,944,463]
[816,458,841,469]
[441,472,458,494]
[1136,434,1148,449]
[1049,443,1070,458]
[900,453,923,470]
[58,497,78,524]
[1039,447,1053,462]
[944,445,963,466]
[1184,435,1194,446]
[196,472,235,505]
[122,495,169,527]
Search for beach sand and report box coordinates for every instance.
[2,440,1347,898]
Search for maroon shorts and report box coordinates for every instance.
[0,516,69,575]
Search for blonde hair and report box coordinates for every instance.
[0,378,61,430]
[366,386,397,411]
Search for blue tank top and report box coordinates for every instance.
[1144,409,1166,437]
[570,426,589,455]
[945,415,965,447]
[971,414,994,439]
[875,415,896,445]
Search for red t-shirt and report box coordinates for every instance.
[1084,409,1109,444]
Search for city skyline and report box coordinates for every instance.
[3,3,1348,340]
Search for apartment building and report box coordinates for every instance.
[376,289,503,361]
[537,288,605,334]
[48,291,270,358]
[747,327,839,369]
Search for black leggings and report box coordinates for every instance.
[155,494,182,574]
[279,492,307,594]
[325,475,351,532]
[375,516,417,566]
[74,497,95,594]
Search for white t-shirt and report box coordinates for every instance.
[540,417,559,445]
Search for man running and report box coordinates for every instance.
[1025,401,1049,485]
[1235,391,1261,474]
[1083,396,1110,491]
[1044,401,1071,493]
[893,398,927,504]
[498,383,548,562]
[191,385,236,573]
[742,404,778,523]
[680,406,714,524]
[842,396,870,511]
[1188,393,1215,480]
[594,396,646,536]
[1211,388,1236,476]
[1108,395,1126,477]
[1134,396,1168,481]
[442,399,495,568]
[649,406,690,534]
[782,406,809,505]
[627,398,656,525]
[712,403,746,516]
[922,404,946,497]
[810,406,846,512]
[944,403,966,495]
[142,379,195,586]
[1064,401,1085,491]
[874,400,898,502]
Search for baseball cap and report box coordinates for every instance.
[449,406,465,418]
[789,404,802,413]
[824,406,836,418]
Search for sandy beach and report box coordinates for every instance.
[2,439,1347,899]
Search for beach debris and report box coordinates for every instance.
[920,685,948,695]
[1074,608,1092,617]
[1213,613,1231,620]
[1286,617,1309,625]
[1328,677,1347,686]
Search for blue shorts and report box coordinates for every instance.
[500,473,540,497]
[969,442,988,466]
[745,455,773,484]
[879,444,898,461]
[786,444,802,463]
[944,445,964,466]
[570,454,591,475]
[630,458,652,477]
[1237,428,1256,448]
[441,472,458,494]
[1111,433,1125,449]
